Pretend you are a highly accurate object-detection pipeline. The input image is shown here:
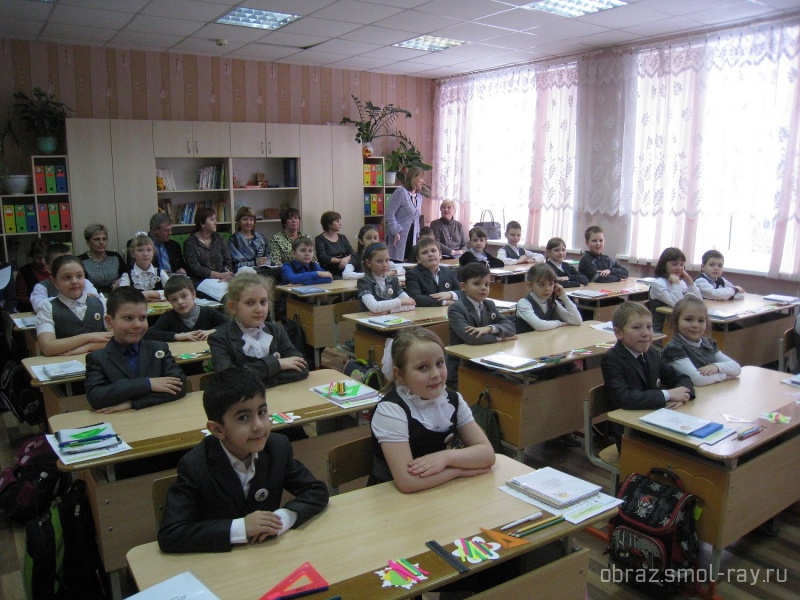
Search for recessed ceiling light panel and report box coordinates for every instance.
[393,35,465,52]
[523,0,626,18]
[216,7,301,31]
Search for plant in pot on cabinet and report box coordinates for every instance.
[0,107,31,195]
[386,134,432,195]
[12,87,73,155]
[340,94,411,158]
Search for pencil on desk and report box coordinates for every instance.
[512,514,565,537]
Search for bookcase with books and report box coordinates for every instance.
[362,157,399,242]
[0,155,73,267]
[229,156,300,238]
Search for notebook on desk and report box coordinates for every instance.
[506,467,601,508]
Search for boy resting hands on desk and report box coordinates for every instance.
[145,275,227,342]
[158,368,329,553]
[85,287,186,413]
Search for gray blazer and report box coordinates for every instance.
[384,186,421,261]
[85,339,187,410]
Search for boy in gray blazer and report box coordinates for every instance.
[86,287,186,411]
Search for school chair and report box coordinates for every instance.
[778,327,797,373]
[152,474,178,526]
[583,385,620,492]
[327,435,372,495]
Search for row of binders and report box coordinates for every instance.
[34,164,69,194]
[364,192,385,216]
[4,202,72,233]
[172,199,228,225]
[363,163,385,186]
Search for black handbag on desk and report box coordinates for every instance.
[474,210,501,240]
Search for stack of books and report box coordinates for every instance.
[54,423,121,455]
[311,380,380,408]
[506,467,601,508]
[42,360,85,381]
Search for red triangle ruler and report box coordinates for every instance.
[260,561,329,600]
[480,527,530,549]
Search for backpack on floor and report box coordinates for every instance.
[0,435,66,522]
[343,358,383,390]
[0,360,44,425]
[608,468,699,592]
[24,479,108,600]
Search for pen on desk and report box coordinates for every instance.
[512,514,565,537]
[58,433,117,448]
[737,426,762,441]
[501,511,543,531]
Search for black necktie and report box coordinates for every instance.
[637,353,649,379]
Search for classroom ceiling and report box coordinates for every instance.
[2,0,799,79]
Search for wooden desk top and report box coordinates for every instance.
[445,321,616,361]
[568,280,649,299]
[608,366,800,462]
[12,312,36,331]
[23,340,211,386]
[127,455,611,599]
[276,280,359,298]
[344,306,451,330]
[48,369,375,471]
[489,265,531,277]
[655,293,797,322]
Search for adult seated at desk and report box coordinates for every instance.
[405,237,461,307]
[30,242,99,313]
[228,206,270,272]
[429,199,467,257]
[145,276,227,343]
[86,287,186,413]
[269,207,316,266]
[369,328,495,493]
[78,223,128,294]
[158,368,329,553]
[314,211,354,279]
[36,255,112,357]
[601,302,694,445]
[183,208,233,284]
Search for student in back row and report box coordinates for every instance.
[405,237,461,307]
[146,276,227,342]
[158,368,328,553]
[497,221,544,265]
[459,227,504,269]
[447,262,516,387]
[648,247,701,333]
[357,243,416,313]
[578,226,628,283]
[342,224,405,279]
[281,236,333,285]
[30,243,98,313]
[545,237,588,288]
[86,287,186,412]
[695,250,745,300]
[515,264,582,332]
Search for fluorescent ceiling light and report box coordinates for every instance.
[393,35,465,52]
[523,0,626,18]
[216,7,301,30]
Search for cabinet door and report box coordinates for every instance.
[265,124,300,157]
[152,121,193,157]
[111,120,156,250]
[299,125,331,241]
[66,119,118,250]
[331,126,363,243]
[192,122,230,157]
[230,123,267,157]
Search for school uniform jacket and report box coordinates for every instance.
[208,319,309,387]
[158,434,329,553]
[546,260,589,288]
[600,340,694,411]
[404,264,461,307]
[458,249,504,269]
[85,338,187,410]
[447,295,515,382]
[145,306,229,342]
[578,251,628,283]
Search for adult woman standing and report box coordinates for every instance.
[385,167,425,261]
[78,224,127,294]
[183,207,233,282]
[228,206,269,271]
[315,211,354,277]
[429,199,467,257]
[269,207,316,265]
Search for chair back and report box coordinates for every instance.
[583,385,620,491]
[778,328,797,373]
[152,474,178,526]
[327,434,372,495]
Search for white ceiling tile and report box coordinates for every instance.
[311,38,382,54]
[527,39,594,55]
[0,17,43,38]
[759,0,800,9]
[576,28,643,48]
[239,0,339,15]
[693,2,781,24]
[277,49,348,65]
[405,53,475,66]
[621,15,705,38]
[0,0,53,20]
[257,31,332,48]
[193,22,273,43]
[429,22,510,42]
[278,17,362,37]
[171,38,246,54]
[108,31,185,51]
[438,42,509,58]
[530,19,612,41]
[223,44,300,61]
[341,25,420,44]
[327,55,397,69]
[415,66,467,77]
[576,4,673,27]
[476,7,563,30]
[59,0,150,12]
[448,53,528,71]
[372,10,460,34]
[142,0,229,21]
[41,23,117,44]
[635,0,742,17]
[50,5,133,29]
[311,0,405,24]
[483,32,540,49]
[359,45,430,59]
[125,15,205,37]
[417,0,510,20]
[359,0,431,8]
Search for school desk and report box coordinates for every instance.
[48,369,379,592]
[276,280,361,365]
[489,264,532,301]
[609,366,800,573]
[24,340,211,419]
[127,454,611,600]
[566,280,649,322]
[656,294,797,366]
[445,322,620,459]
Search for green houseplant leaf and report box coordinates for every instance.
[340,95,411,143]
[12,87,74,139]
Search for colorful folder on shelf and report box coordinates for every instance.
[58,203,71,230]
[4,205,15,233]
[48,203,60,231]
[34,166,47,194]
[15,204,27,233]
[25,203,37,232]
[37,203,50,232]
[55,165,68,193]
[44,166,57,194]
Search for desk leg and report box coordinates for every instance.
[109,570,123,600]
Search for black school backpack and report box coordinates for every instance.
[0,360,44,425]
[608,468,699,593]
[343,358,383,390]
[0,435,66,522]
[24,479,108,600]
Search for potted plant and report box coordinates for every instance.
[385,134,432,192]
[340,95,411,158]
[12,87,74,154]
[0,107,31,195]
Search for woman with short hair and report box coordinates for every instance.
[77,224,127,294]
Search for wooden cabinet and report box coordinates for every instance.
[110,120,155,248]
[152,121,230,158]
[230,123,300,157]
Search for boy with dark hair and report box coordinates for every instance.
[281,236,333,285]
[446,262,516,387]
[695,250,745,300]
[85,287,186,412]
[405,237,461,307]
[145,275,227,342]
[578,225,628,283]
[157,368,328,553]
[30,242,99,313]
[459,227,504,269]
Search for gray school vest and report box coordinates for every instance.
[51,296,105,338]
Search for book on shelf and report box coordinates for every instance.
[283,158,297,187]
[42,360,86,380]
[58,203,71,230]
[48,203,60,231]
[506,467,601,508]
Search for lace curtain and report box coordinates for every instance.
[579,21,800,275]
[433,63,577,247]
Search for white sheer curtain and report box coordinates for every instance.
[433,63,577,247]
[579,21,800,275]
